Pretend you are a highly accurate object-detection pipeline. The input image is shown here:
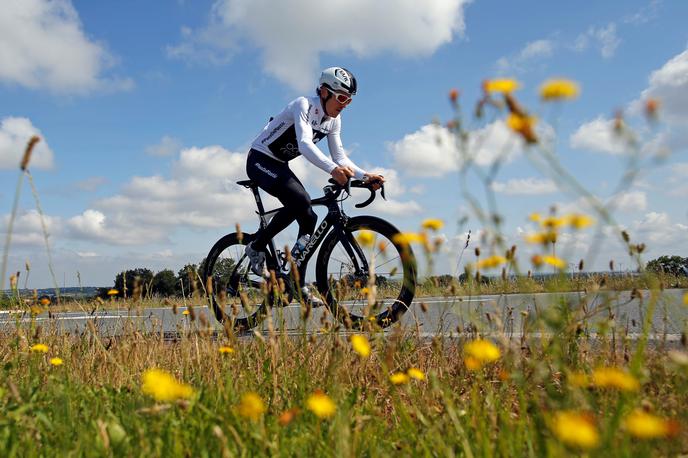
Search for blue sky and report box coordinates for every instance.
[1,0,687,288]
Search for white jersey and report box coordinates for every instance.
[250,96,366,179]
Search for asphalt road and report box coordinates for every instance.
[1,289,686,340]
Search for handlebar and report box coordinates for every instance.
[325,178,386,208]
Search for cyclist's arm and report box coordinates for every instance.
[327,118,366,179]
[293,99,339,174]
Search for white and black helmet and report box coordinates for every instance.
[319,67,357,96]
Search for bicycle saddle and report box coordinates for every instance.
[236,179,257,189]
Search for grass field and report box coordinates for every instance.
[1,277,687,457]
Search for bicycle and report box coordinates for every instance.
[202,178,417,331]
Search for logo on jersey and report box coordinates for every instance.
[279,143,300,159]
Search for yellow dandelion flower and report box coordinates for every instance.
[625,409,678,439]
[531,254,544,267]
[540,79,580,101]
[141,369,195,402]
[541,216,566,229]
[476,255,507,270]
[483,78,521,94]
[464,339,500,370]
[306,391,336,419]
[543,255,567,270]
[356,230,375,248]
[407,368,426,381]
[506,114,538,144]
[30,343,49,353]
[107,289,119,296]
[592,367,640,392]
[421,218,444,231]
[49,357,63,366]
[389,372,410,385]
[551,411,599,449]
[218,346,234,354]
[350,334,371,358]
[525,232,557,245]
[39,297,51,306]
[529,212,542,222]
[360,287,370,295]
[237,392,266,421]
[182,310,190,316]
[392,232,427,246]
[566,213,594,230]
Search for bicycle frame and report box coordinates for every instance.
[244,183,370,282]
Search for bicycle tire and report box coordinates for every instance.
[203,232,267,331]
[315,216,417,328]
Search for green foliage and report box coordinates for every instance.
[646,255,688,276]
[152,269,176,297]
[114,268,154,298]
[176,264,200,297]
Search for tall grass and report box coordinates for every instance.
[0,300,686,456]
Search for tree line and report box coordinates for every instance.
[99,255,685,299]
[98,257,236,299]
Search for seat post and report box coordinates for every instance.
[252,187,267,215]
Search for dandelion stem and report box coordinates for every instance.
[26,171,61,302]
[1,173,25,293]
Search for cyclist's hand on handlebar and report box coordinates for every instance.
[363,173,385,190]
[331,166,354,186]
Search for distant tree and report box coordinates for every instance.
[152,269,176,297]
[199,256,236,291]
[114,268,154,299]
[176,264,201,298]
[646,255,688,276]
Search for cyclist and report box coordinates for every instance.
[244,67,385,302]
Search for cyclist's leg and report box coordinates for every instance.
[246,151,315,250]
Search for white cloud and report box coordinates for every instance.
[633,211,688,248]
[145,136,184,157]
[64,146,259,245]
[570,116,627,154]
[496,39,555,73]
[622,0,661,25]
[0,0,133,94]
[609,190,647,213]
[389,121,526,178]
[0,117,54,169]
[638,48,688,125]
[574,23,621,58]
[388,124,459,177]
[491,178,557,195]
[0,210,61,247]
[169,0,470,91]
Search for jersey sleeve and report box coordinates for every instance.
[292,98,339,174]
[327,117,367,179]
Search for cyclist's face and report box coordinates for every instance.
[320,87,352,117]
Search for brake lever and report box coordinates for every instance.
[380,183,386,200]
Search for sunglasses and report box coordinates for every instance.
[327,88,352,104]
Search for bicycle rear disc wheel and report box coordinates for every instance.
[315,216,416,328]
[203,232,268,331]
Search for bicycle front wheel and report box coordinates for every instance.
[203,232,267,331]
[315,216,417,328]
